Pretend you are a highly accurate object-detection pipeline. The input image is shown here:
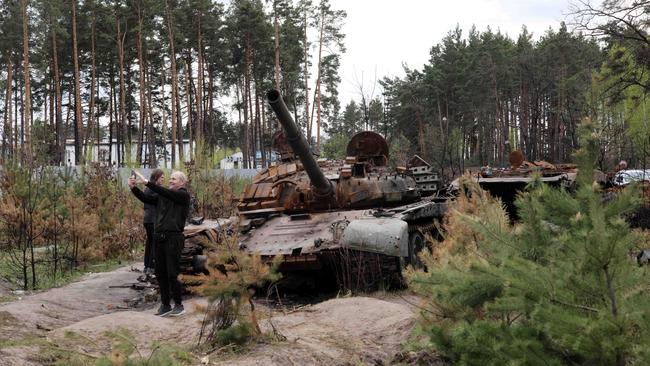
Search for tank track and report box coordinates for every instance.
[407,222,438,234]
[321,248,403,291]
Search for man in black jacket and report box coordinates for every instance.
[129,170,190,317]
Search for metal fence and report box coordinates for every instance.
[40,166,259,185]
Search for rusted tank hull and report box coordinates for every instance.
[240,210,408,258]
[240,199,448,278]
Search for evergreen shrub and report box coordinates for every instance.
[406,121,650,365]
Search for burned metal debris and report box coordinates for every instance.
[450,151,584,218]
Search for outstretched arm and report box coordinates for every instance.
[131,186,158,205]
[145,182,190,205]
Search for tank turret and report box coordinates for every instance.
[267,89,333,199]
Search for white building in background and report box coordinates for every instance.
[219,151,278,169]
[64,139,194,167]
[219,152,244,169]
[65,140,266,170]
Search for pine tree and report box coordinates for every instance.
[407,119,650,365]
[185,234,281,347]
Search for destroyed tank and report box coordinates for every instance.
[450,150,588,219]
[236,90,448,289]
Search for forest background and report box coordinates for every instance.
[0,0,648,175]
[0,0,649,290]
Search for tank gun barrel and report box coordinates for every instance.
[267,89,333,198]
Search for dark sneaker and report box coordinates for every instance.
[166,304,185,317]
[156,304,172,316]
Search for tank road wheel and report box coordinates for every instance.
[407,231,426,269]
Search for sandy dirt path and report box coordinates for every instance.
[0,265,147,365]
[0,265,427,365]
[214,295,419,365]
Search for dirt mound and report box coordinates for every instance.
[0,263,422,365]
[0,266,142,335]
[0,265,145,365]
[50,308,203,356]
[43,295,418,365]
[215,296,417,365]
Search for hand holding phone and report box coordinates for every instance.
[131,170,147,184]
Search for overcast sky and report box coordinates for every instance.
[329,0,574,106]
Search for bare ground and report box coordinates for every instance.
[215,295,419,366]
[0,265,425,365]
[0,265,148,365]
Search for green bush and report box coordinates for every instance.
[406,121,650,365]
[214,322,253,346]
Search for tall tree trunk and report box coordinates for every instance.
[247,74,255,168]
[112,66,121,165]
[95,69,100,150]
[303,10,310,138]
[273,1,281,90]
[85,6,97,158]
[196,12,204,143]
[126,67,134,149]
[14,62,18,153]
[165,0,178,166]
[109,67,114,165]
[72,0,82,165]
[243,32,253,168]
[65,86,73,150]
[117,13,127,165]
[184,60,193,160]
[262,95,268,161]
[176,77,184,164]
[146,68,156,167]
[43,74,48,131]
[312,8,325,149]
[250,86,257,168]
[235,84,245,166]
[256,91,266,167]
[207,67,214,147]
[20,67,24,147]
[49,65,54,158]
[21,0,32,162]
[3,58,13,160]
[557,66,566,162]
[12,61,18,153]
[136,2,146,165]
[50,24,64,164]
[520,78,530,158]
[161,72,167,168]
[241,84,249,168]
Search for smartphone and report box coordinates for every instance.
[130,170,137,179]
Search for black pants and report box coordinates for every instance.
[154,232,184,306]
[143,223,155,269]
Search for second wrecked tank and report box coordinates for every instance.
[236,90,448,289]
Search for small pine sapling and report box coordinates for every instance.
[184,233,281,349]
